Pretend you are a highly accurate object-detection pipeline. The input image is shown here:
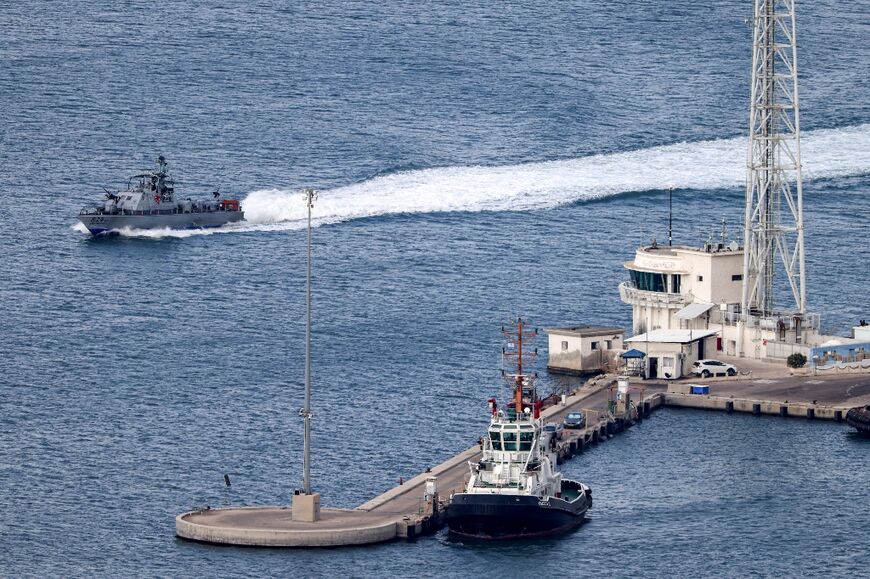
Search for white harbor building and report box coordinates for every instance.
[618,239,861,374]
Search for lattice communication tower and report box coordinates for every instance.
[740,0,807,323]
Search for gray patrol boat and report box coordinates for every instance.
[78,156,244,235]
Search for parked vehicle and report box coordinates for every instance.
[563,412,586,429]
[543,422,564,440]
[691,359,737,378]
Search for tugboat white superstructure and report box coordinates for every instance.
[78,156,244,235]
[445,319,592,540]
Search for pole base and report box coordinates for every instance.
[292,492,321,522]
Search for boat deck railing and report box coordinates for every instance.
[79,206,241,216]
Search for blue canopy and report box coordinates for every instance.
[621,348,647,359]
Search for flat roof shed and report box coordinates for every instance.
[625,329,717,344]
[546,325,624,338]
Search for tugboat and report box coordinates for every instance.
[845,405,870,437]
[78,156,244,235]
[444,319,592,540]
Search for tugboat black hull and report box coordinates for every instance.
[445,483,590,540]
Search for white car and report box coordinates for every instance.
[691,359,737,378]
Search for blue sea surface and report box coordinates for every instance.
[1,1,868,576]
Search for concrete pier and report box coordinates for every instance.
[176,508,398,547]
[663,392,848,420]
[176,371,870,548]
[176,378,650,547]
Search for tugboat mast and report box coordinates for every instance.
[502,317,538,416]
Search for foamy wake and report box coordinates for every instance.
[75,124,870,238]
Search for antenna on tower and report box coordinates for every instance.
[738,0,809,355]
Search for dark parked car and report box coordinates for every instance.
[563,412,586,429]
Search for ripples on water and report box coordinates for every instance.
[0,0,868,576]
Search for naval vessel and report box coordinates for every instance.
[78,156,244,235]
[444,319,592,540]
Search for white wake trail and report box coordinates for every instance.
[242,124,870,229]
[75,124,870,238]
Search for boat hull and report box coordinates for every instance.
[846,406,870,437]
[79,211,244,235]
[445,483,590,540]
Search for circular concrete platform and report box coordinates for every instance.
[176,506,398,547]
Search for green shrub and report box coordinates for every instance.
[787,353,807,368]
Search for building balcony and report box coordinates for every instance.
[618,282,692,309]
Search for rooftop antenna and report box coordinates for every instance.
[720,217,728,246]
[668,186,674,246]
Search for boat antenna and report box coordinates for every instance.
[301,187,317,495]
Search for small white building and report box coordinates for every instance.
[546,326,624,375]
[624,329,718,379]
[853,323,870,342]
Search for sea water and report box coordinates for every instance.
[1,1,868,576]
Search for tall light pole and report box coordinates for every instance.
[301,187,316,495]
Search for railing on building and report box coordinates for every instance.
[722,310,821,331]
[618,282,691,308]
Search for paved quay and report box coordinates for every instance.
[176,378,654,547]
[663,371,870,420]
[177,366,870,548]
[176,507,399,547]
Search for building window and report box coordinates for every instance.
[605,340,612,349]
[630,270,667,293]
[697,275,704,282]
[561,340,568,351]
[672,274,681,294]
[591,341,599,350]
[731,274,743,281]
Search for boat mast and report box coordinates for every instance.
[516,318,524,412]
[502,318,538,417]
[302,188,316,495]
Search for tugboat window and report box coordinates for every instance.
[489,431,502,451]
[502,431,517,451]
[519,432,534,451]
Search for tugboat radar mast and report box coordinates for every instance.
[502,318,539,416]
